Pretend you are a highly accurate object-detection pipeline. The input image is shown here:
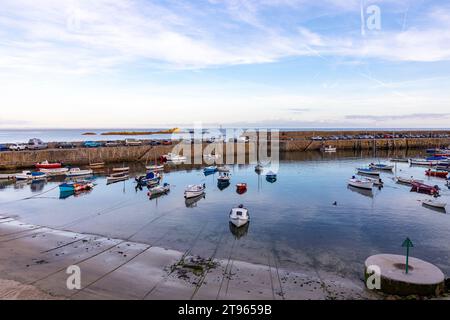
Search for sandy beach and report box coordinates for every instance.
[0,215,376,300]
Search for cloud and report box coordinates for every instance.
[345,113,450,121]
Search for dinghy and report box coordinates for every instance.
[107,173,129,184]
[357,168,380,177]
[369,163,394,171]
[135,171,161,186]
[184,184,206,198]
[89,162,105,169]
[65,168,93,177]
[39,167,69,176]
[422,199,446,210]
[218,172,231,183]
[409,158,439,166]
[112,167,130,172]
[203,166,218,175]
[148,183,170,198]
[146,164,164,171]
[15,171,47,181]
[410,182,440,195]
[321,145,336,152]
[396,176,423,185]
[35,160,62,169]
[236,183,247,194]
[59,181,94,193]
[348,178,373,190]
[229,205,249,228]
[425,169,448,178]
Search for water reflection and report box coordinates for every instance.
[347,185,373,198]
[185,194,205,208]
[217,181,230,191]
[229,221,250,239]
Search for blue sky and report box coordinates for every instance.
[1,0,450,128]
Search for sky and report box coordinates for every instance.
[1,0,450,129]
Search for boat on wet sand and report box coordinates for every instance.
[184,184,206,198]
[229,205,249,228]
[348,178,373,190]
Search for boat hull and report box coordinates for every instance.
[230,218,249,228]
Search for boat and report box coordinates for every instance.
[89,162,105,169]
[217,180,230,191]
[184,184,206,198]
[217,166,230,173]
[203,166,218,175]
[229,221,249,239]
[422,199,446,210]
[135,171,161,186]
[59,181,94,193]
[218,172,231,182]
[369,163,394,171]
[436,165,450,171]
[106,173,129,184]
[348,178,373,190]
[0,173,16,180]
[396,176,423,185]
[35,160,62,169]
[363,177,383,186]
[15,171,47,181]
[321,145,336,152]
[147,183,170,198]
[390,158,409,163]
[65,168,93,177]
[145,164,164,171]
[163,153,187,162]
[410,182,440,195]
[236,183,247,194]
[266,171,277,179]
[409,158,439,166]
[427,156,448,161]
[112,167,130,172]
[255,163,264,172]
[229,204,250,228]
[357,168,380,177]
[38,167,69,176]
[425,169,448,178]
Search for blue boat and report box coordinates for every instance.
[59,183,75,192]
[203,166,218,175]
[135,172,160,186]
[426,156,448,161]
[266,171,277,180]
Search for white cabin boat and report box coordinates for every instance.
[65,168,93,177]
[15,171,47,181]
[348,178,373,190]
[184,184,206,198]
[39,167,69,176]
[229,205,249,228]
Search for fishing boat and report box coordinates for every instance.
[357,168,380,177]
[59,181,94,193]
[217,166,230,173]
[106,173,129,184]
[348,178,373,190]
[410,182,440,195]
[39,167,69,176]
[184,184,206,198]
[409,158,439,166]
[425,169,448,178]
[15,171,47,181]
[145,164,164,171]
[218,172,231,183]
[89,162,105,169]
[236,183,247,194]
[35,160,62,169]
[422,199,446,210]
[321,145,336,152]
[112,167,130,172]
[135,172,161,186]
[369,163,394,171]
[147,183,170,198]
[396,176,423,185]
[390,158,409,163]
[203,166,218,175]
[65,168,93,177]
[229,205,250,228]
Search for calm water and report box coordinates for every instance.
[1,150,450,282]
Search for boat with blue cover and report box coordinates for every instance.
[203,166,218,175]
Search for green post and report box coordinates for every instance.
[402,237,414,274]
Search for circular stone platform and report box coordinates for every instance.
[365,254,445,296]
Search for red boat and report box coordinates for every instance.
[36,160,62,169]
[236,183,247,195]
[425,169,448,178]
[411,181,440,195]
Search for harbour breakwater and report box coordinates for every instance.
[1,136,449,170]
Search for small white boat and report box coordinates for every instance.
[146,164,164,171]
[363,177,383,186]
[409,158,439,166]
[0,173,17,180]
[148,183,170,197]
[184,184,206,198]
[369,163,394,171]
[112,167,130,172]
[89,162,105,169]
[164,153,187,162]
[422,199,446,210]
[396,176,423,185]
[15,171,47,181]
[107,173,129,184]
[348,178,373,190]
[321,145,336,152]
[229,205,250,228]
[390,158,409,163]
[217,166,230,173]
[218,172,231,182]
[65,168,93,177]
[39,167,69,176]
[357,168,380,177]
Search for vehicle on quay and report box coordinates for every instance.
[9,143,27,151]
[56,142,76,149]
[125,139,142,146]
[83,141,103,148]
[27,138,48,150]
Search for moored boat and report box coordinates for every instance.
[35,160,62,169]
[0,173,17,180]
[321,145,336,152]
[369,163,394,171]
[348,178,373,190]
[217,166,230,173]
[357,168,380,177]
[229,205,249,228]
[396,176,423,185]
[218,172,231,183]
[203,166,218,175]
[39,167,69,176]
[135,171,161,186]
[65,168,93,177]
[184,184,206,198]
[107,173,129,184]
[59,181,94,193]
[163,153,187,162]
[89,162,105,169]
[146,164,164,171]
[363,177,383,186]
[422,199,446,210]
[112,167,130,172]
[390,158,409,163]
[236,183,247,194]
[409,158,439,166]
[147,183,170,198]
[410,182,440,195]
[15,171,47,181]
[425,169,448,178]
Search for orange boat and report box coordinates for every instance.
[425,169,448,178]
[236,183,247,194]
